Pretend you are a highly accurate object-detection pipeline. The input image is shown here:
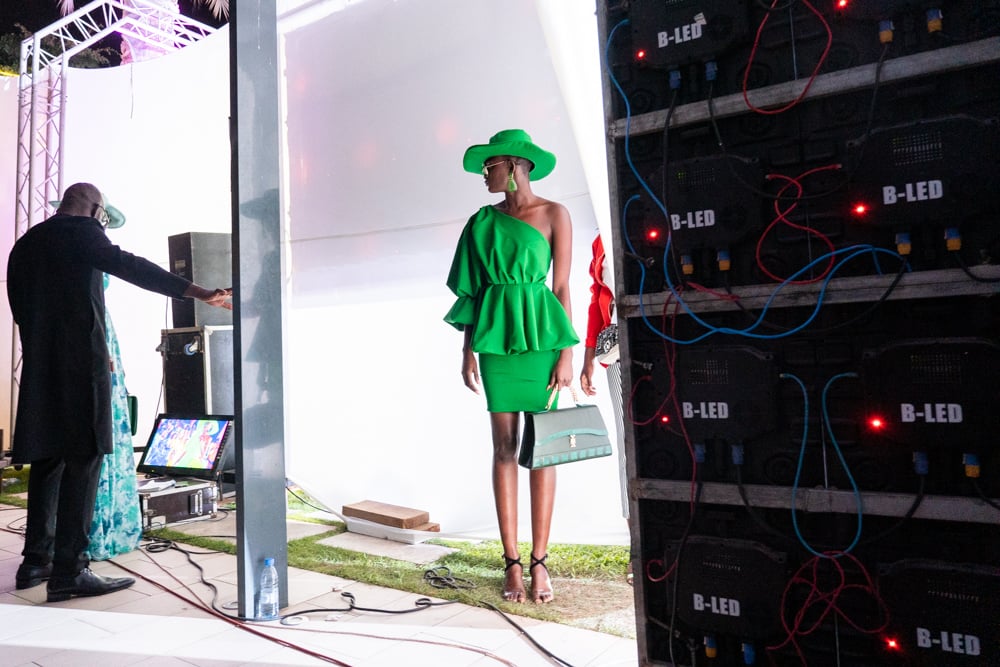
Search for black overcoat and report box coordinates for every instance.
[7,214,192,463]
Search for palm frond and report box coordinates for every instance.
[56,1,229,21]
[194,0,229,20]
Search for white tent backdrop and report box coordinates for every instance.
[0,76,18,434]
[0,0,628,545]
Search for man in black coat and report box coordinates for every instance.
[7,182,232,602]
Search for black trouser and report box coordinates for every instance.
[22,454,103,577]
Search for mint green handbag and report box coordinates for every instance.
[519,387,613,469]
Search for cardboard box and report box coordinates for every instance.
[342,500,430,529]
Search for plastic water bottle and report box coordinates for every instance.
[257,557,280,620]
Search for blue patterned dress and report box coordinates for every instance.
[87,275,143,559]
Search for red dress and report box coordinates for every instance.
[586,234,614,350]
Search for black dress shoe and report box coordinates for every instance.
[15,563,53,590]
[46,568,135,602]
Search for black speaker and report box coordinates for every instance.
[160,326,234,414]
[168,232,232,328]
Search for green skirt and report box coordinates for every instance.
[479,350,560,413]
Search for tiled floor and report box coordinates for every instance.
[0,505,638,666]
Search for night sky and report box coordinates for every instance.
[0,1,227,36]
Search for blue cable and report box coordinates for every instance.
[604,20,672,230]
[604,20,910,346]
[668,243,907,340]
[783,372,864,559]
[782,372,817,556]
[820,372,864,554]
[633,241,905,345]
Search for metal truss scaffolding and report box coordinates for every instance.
[9,0,215,452]
[15,0,215,236]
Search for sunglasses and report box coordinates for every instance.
[94,203,111,228]
[481,160,508,177]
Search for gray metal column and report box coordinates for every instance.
[230,2,288,617]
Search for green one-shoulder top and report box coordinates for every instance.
[445,205,579,355]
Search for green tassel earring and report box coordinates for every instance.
[507,167,517,192]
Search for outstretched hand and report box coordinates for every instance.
[202,288,233,310]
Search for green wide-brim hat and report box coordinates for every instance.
[49,199,126,229]
[462,128,556,181]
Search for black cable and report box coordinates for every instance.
[707,77,844,204]
[423,566,475,590]
[735,465,799,547]
[843,40,890,191]
[625,250,655,267]
[952,252,1000,283]
[667,478,703,667]
[289,591,454,617]
[971,478,1000,512]
[660,86,687,287]
[722,277,799,333]
[286,484,336,515]
[859,475,926,547]
[720,250,907,336]
[143,537,253,619]
[803,254,909,335]
[480,600,577,667]
[132,493,587,666]
[110,556,354,666]
[708,39,891,205]
[272,563,576,667]
[144,535,463,623]
[424,565,576,666]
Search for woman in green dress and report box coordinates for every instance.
[445,129,579,603]
[87,210,144,561]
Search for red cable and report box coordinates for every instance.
[685,280,741,301]
[659,292,698,520]
[768,551,891,664]
[755,164,841,283]
[631,290,701,584]
[743,0,833,115]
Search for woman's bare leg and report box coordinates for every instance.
[528,465,556,602]
[491,412,524,602]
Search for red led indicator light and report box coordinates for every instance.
[886,637,899,650]
[647,229,660,241]
[869,417,884,430]
[636,49,647,60]
[837,0,849,8]
[853,203,868,215]
[660,415,670,424]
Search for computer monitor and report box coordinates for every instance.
[136,414,234,481]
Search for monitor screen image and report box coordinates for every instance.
[136,414,234,480]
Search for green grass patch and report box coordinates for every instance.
[284,531,565,621]
[6,482,632,631]
[144,522,628,626]
[0,465,30,507]
[285,487,340,526]
[431,539,628,581]
[144,528,238,556]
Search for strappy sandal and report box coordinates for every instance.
[502,554,525,603]
[529,553,554,604]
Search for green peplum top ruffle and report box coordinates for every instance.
[445,205,579,355]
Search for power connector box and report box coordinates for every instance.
[139,478,218,530]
